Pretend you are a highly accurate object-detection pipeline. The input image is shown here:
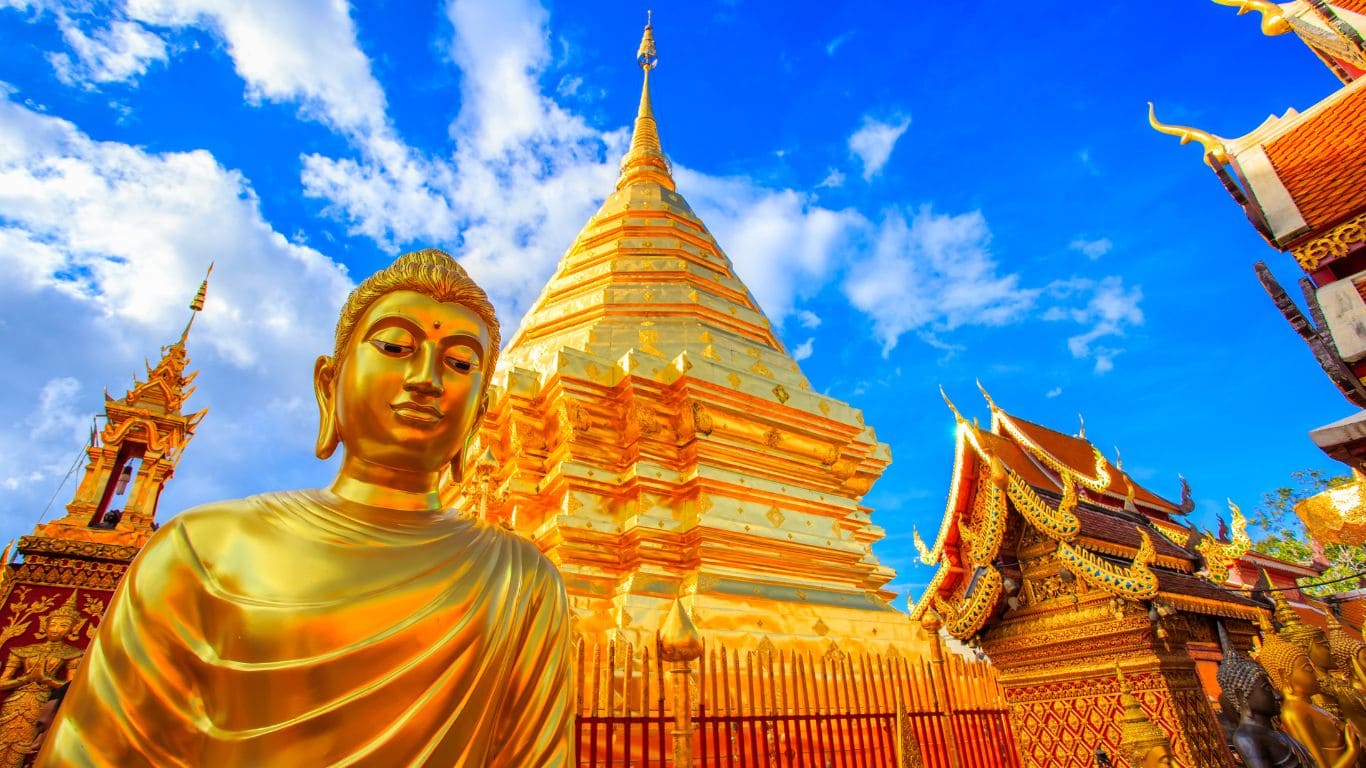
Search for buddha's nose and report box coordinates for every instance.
[404,343,445,396]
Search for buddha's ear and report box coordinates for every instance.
[314,355,341,460]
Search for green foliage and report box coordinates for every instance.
[1250,469,1365,597]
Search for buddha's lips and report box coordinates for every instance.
[391,402,443,421]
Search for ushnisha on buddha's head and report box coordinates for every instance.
[313,249,501,497]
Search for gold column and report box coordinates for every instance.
[660,598,704,767]
[922,609,963,768]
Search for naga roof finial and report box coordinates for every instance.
[939,385,966,424]
[1211,0,1292,36]
[975,378,999,411]
[1148,102,1232,167]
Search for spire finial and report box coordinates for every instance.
[618,13,673,190]
[179,262,214,344]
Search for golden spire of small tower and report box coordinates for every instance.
[34,267,212,547]
[618,11,675,191]
[1148,103,1232,167]
[1116,664,1171,762]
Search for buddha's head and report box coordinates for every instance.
[38,594,82,642]
[1258,624,1320,697]
[1272,589,1337,671]
[315,249,500,480]
[1134,744,1176,768]
[1219,644,1280,719]
[1325,613,1366,690]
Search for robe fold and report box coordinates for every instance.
[37,489,573,767]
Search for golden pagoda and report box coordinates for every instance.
[473,18,926,654]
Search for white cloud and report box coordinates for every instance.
[0,90,351,527]
[816,168,845,188]
[843,206,1038,355]
[1045,387,1063,399]
[127,0,389,137]
[49,17,168,87]
[796,310,822,329]
[679,171,862,324]
[849,115,910,181]
[792,337,815,361]
[1069,237,1112,260]
[825,31,853,57]
[1044,276,1144,374]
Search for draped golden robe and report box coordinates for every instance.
[37,490,573,767]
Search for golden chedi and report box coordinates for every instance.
[38,250,574,766]
[1271,589,1366,740]
[1116,665,1177,768]
[1256,616,1362,768]
[1326,613,1366,696]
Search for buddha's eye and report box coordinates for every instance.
[445,354,479,374]
[373,340,410,355]
[367,328,415,357]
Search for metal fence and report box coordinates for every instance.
[575,636,1021,768]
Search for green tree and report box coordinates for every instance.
[1250,469,1366,597]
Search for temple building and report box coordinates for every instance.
[1152,0,1366,543]
[471,20,926,655]
[0,272,209,764]
[913,386,1267,768]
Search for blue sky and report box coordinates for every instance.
[0,0,1350,601]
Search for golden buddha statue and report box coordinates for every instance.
[38,250,574,766]
[1326,613,1366,697]
[1217,629,1313,768]
[0,593,84,768]
[1116,665,1179,768]
[1256,617,1361,768]
[1272,590,1366,739]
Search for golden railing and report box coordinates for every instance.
[575,637,1021,768]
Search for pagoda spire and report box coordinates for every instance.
[618,12,675,191]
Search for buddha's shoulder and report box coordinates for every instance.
[468,521,561,575]
[150,490,322,555]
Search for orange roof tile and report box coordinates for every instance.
[975,430,1055,490]
[1333,0,1366,16]
[1264,85,1366,235]
[1002,417,1183,514]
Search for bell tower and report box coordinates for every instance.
[32,267,211,547]
[0,268,210,763]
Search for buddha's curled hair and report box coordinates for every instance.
[332,248,501,377]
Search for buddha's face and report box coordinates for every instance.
[324,290,489,475]
[1287,652,1319,696]
[1307,635,1333,670]
[1247,672,1280,717]
[46,615,74,640]
[1136,744,1175,768]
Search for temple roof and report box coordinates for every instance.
[994,413,1184,516]
[912,390,1262,640]
[1261,84,1366,235]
